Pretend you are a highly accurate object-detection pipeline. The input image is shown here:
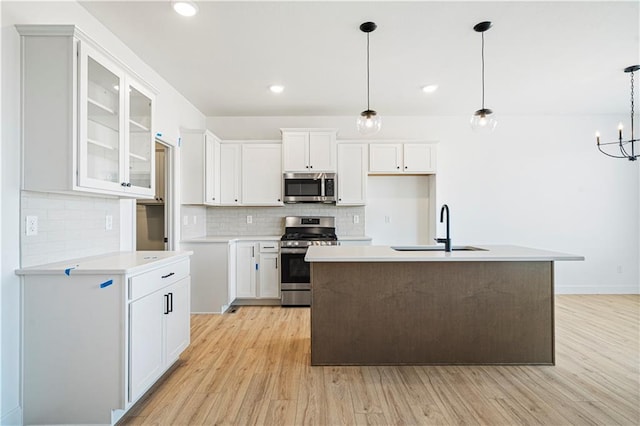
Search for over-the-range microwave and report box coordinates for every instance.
[282,172,337,203]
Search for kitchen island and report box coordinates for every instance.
[306,245,583,366]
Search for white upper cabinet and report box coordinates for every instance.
[241,144,283,206]
[281,129,337,172]
[219,144,242,205]
[180,130,220,205]
[337,143,368,206]
[18,25,156,198]
[369,143,436,174]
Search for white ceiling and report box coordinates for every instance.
[78,1,639,117]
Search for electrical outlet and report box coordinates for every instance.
[183,215,189,226]
[384,215,391,224]
[26,216,38,236]
[353,215,360,224]
[105,215,113,230]
[247,215,253,224]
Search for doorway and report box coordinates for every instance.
[136,140,171,250]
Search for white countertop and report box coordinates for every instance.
[15,251,193,275]
[181,235,280,243]
[305,245,584,262]
[180,235,371,243]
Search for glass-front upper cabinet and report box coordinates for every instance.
[78,41,154,197]
[126,79,154,195]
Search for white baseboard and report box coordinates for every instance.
[1,406,22,426]
[556,285,640,294]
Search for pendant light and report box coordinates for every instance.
[596,65,639,161]
[470,21,497,133]
[357,22,382,135]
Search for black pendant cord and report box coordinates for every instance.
[481,31,485,110]
[366,31,371,111]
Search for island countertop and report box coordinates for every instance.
[306,244,584,262]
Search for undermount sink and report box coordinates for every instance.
[391,245,487,252]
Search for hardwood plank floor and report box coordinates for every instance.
[119,295,639,425]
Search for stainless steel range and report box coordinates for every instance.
[280,216,338,306]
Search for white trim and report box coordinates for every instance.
[555,285,640,295]
[1,405,23,426]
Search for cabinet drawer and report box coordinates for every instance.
[129,259,190,300]
[259,242,279,253]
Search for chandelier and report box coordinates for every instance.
[596,65,639,161]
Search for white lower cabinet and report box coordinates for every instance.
[129,276,190,402]
[234,241,280,301]
[18,253,191,425]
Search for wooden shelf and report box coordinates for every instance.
[129,118,150,132]
[87,138,115,150]
[88,97,116,115]
[129,152,148,162]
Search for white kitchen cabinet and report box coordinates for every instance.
[258,242,280,299]
[18,25,156,198]
[17,252,191,425]
[369,143,437,174]
[281,129,337,172]
[337,143,368,205]
[234,241,280,301]
[181,130,221,205]
[241,144,283,205]
[138,145,165,204]
[235,242,257,298]
[181,241,231,313]
[220,143,242,205]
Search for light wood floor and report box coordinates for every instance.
[119,295,640,425]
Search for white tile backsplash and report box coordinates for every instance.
[203,204,365,236]
[21,191,120,267]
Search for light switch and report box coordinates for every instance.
[105,215,113,230]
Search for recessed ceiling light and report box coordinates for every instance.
[269,85,284,94]
[172,1,199,17]
[422,84,439,94]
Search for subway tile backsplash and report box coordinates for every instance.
[205,204,365,236]
[21,191,120,267]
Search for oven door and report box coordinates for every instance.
[280,247,310,289]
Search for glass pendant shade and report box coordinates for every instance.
[357,110,382,135]
[470,108,497,133]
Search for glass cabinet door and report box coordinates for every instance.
[78,42,126,192]
[126,79,154,196]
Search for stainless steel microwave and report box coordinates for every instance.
[282,173,337,203]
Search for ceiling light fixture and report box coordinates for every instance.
[172,1,199,17]
[470,21,497,133]
[596,65,639,161]
[356,21,381,135]
[422,84,439,94]
[269,85,284,94]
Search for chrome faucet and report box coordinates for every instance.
[435,204,452,252]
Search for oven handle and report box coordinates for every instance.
[280,248,308,254]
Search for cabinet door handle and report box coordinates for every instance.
[309,165,313,169]
[164,294,170,315]
[276,258,278,269]
[126,182,132,187]
[161,272,175,279]
[396,166,400,170]
[121,182,127,187]
[169,292,174,313]
[404,166,408,169]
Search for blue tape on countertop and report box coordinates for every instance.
[100,279,113,289]
[64,266,76,276]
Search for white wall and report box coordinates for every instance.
[1,1,206,422]
[209,115,639,294]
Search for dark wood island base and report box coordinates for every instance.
[310,261,554,365]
